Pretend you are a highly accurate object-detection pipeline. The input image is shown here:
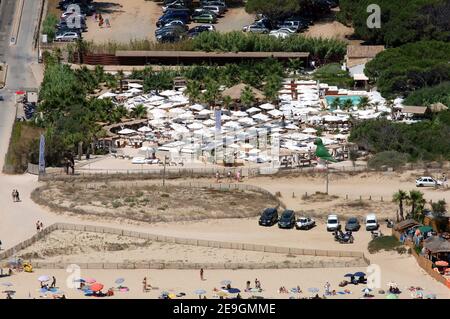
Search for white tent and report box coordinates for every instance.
[190,104,204,111]
[302,127,316,134]
[285,123,299,130]
[127,88,142,94]
[246,107,261,114]
[267,109,283,117]
[252,113,270,121]
[159,90,178,97]
[232,111,248,117]
[259,103,275,110]
[188,122,203,130]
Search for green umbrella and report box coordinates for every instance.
[386,293,399,299]
[418,226,433,233]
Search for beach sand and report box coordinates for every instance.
[2,252,449,299]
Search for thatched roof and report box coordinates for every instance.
[346,45,385,58]
[221,83,264,101]
[429,102,448,113]
[423,236,450,253]
[401,106,429,115]
[394,219,419,231]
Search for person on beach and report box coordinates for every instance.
[15,190,20,202]
[12,189,16,202]
[215,172,220,183]
[246,281,251,291]
[0,239,2,251]
[105,18,110,28]
[227,171,232,182]
[40,221,44,231]
[36,221,41,232]
[51,276,56,288]
[200,268,204,281]
[324,282,331,295]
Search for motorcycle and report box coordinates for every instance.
[385,219,394,228]
[371,230,383,239]
[334,230,354,244]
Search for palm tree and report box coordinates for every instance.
[222,95,233,110]
[185,80,201,104]
[358,96,369,109]
[130,104,147,119]
[406,190,425,221]
[202,79,220,107]
[431,200,447,217]
[240,86,255,108]
[392,190,408,221]
[342,98,353,110]
[116,70,125,93]
[263,75,281,104]
[330,98,340,110]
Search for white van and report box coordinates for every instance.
[326,214,340,231]
[365,214,379,231]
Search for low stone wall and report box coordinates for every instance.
[0,223,369,270]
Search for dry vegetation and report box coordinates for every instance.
[31,182,278,223]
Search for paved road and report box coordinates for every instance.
[0,0,40,169]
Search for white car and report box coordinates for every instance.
[365,214,379,231]
[415,176,442,187]
[295,217,315,230]
[54,32,80,42]
[326,214,340,231]
[269,30,291,39]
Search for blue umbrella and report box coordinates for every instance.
[115,278,125,285]
[354,272,366,277]
[344,273,354,277]
[228,288,240,294]
[194,289,207,295]
[308,287,319,293]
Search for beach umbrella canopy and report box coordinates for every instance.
[435,261,449,267]
[302,128,317,134]
[194,289,206,295]
[1,282,13,287]
[249,288,261,293]
[220,280,232,286]
[168,293,176,299]
[418,226,433,233]
[386,294,399,299]
[118,128,137,135]
[115,278,125,285]
[362,288,372,293]
[344,273,354,277]
[128,83,143,89]
[308,288,319,293]
[354,272,366,277]
[38,275,50,282]
[85,277,96,284]
[90,283,104,292]
[228,288,241,294]
[138,126,152,133]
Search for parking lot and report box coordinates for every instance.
[79,0,254,43]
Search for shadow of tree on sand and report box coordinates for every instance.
[94,2,125,15]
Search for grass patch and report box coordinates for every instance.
[3,122,43,174]
[312,63,354,88]
[368,236,403,254]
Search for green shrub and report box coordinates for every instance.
[368,236,403,254]
[368,151,410,170]
[42,14,58,42]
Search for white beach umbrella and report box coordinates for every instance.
[128,83,143,89]
[118,128,137,135]
[188,122,203,130]
[285,123,299,130]
[267,109,283,117]
[246,107,261,114]
[138,126,152,133]
[203,119,216,126]
[248,148,260,155]
[127,88,142,94]
[302,128,317,134]
[232,111,248,117]
[98,92,117,99]
[198,109,213,115]
[190,104,204,111]
[159,90,178,97]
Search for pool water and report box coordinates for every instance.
[325,95,363,108]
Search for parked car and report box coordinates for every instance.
[258,208,278,226]
[56,20,87,32]
[345,217,361,232]
[201,5,225,16]
[187,24,215,38]
[242,23,269,33]
[155,25,187,37]
[160,20,188,31]
[416,176,443,187]
[278,20,308,32]
[295,217,315,230]
[162,3,188,13]
[278,210,296,229]
[366,214,379,231]
[269,30,291,38]
[326,214,340,231]
[192,13,217,24]
[55,31,80,42]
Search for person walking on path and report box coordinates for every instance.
[15,190,20,202]
[50,276,56,288]
[215,172,220,183]
[0,239,2,250]
[36,221,41,232]
[105,18,110,28]
[200,268,204,281]
[40,221,44,231]
[11,190,16,202]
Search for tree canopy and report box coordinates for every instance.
[339,0,450,47]
[364,41,450,97]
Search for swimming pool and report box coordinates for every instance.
[325,95,363,108]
